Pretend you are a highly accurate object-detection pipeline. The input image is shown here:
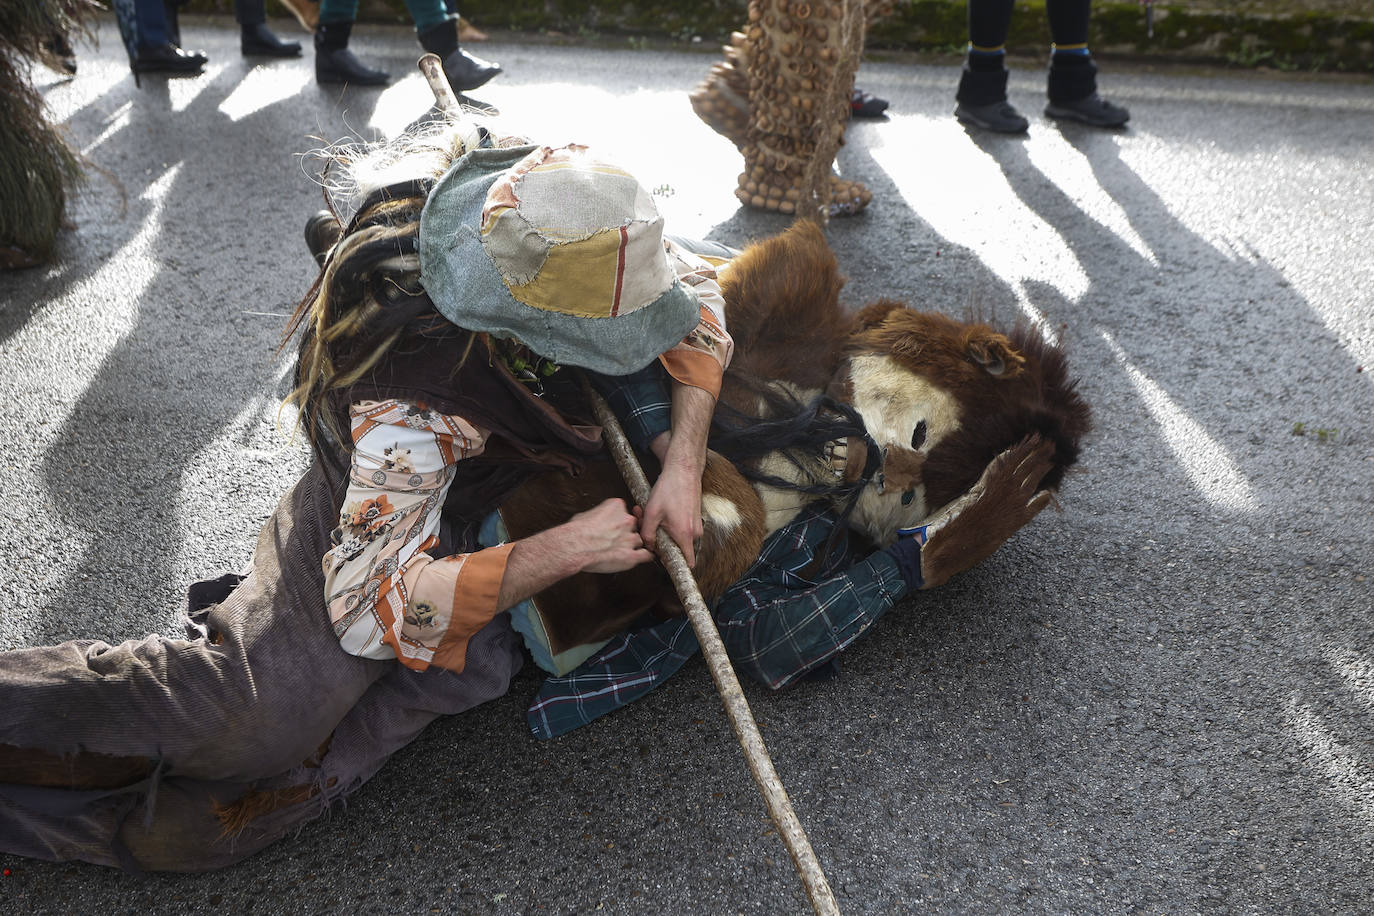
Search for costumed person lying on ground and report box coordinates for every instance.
[0,116,1085,872]
[503,220,1091,737]
[0,125,730,871]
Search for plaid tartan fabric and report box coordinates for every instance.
[586,363,673,453]
[526,504,911,738]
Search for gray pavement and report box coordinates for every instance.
[2,15,1372,915]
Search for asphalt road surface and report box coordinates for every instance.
[1,17,1371,915]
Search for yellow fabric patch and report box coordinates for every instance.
[506,227,623,318]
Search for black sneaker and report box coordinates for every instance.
[1044,93,1130,127]
[849,87,889,118]
[954,100,1029,134]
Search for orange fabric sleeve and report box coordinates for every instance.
[400,541,516,673]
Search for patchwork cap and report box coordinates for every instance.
[418,144,701,375]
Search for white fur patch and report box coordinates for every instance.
[847,354,962,453]
[754,452,816,535]
[701,494,743,535]
[845,353,965,545]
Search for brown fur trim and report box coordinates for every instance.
[213,782,325,839]
[692,451,769,601]
[920,437,1056,589]
[920,320,1091,509]
[718,222,849,401]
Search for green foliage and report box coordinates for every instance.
[178,0,1374,72]
[1292,421,1340,442]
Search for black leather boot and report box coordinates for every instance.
[314,21,389,86]
[417,20,501,92]
[242,22,302,57]
[134,41,207,73]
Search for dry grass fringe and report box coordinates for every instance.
[0,0,100,263]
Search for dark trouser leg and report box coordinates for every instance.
[235,0,265,26]
[133,0,170,48]
[957,0,1016,106]
[0,615,521,871]
[1046,0,1092,45]
[968,0,1016,48]
[0,466,390,787]
[1046,0,1097,102]
[162,0,182,46]
[405,0,451,34]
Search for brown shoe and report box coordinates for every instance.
[458,17,488,42]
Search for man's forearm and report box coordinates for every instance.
[652,382,715,469]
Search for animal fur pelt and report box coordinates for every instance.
[0,0,99,268]
[503,221,1091,657]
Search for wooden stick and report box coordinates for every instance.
[581,378,842,916]
[418,53,460,111]
[412,61,838,913]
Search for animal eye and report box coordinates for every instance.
[901,490,915,506]
[910,421,927,450]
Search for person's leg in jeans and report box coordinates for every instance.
[131,0,207,72]
[314,0,389,85]
[407,0,502,95]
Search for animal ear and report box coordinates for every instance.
[850,300,906,332]
[967,331,1026,378]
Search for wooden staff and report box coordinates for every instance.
[419,52,460,110]
[417,55,840,914]
[581,379,841,916]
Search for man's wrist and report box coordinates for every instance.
[524,524,594,579]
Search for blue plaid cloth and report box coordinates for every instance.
[585,363,673,453]
[526,503,911,738]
